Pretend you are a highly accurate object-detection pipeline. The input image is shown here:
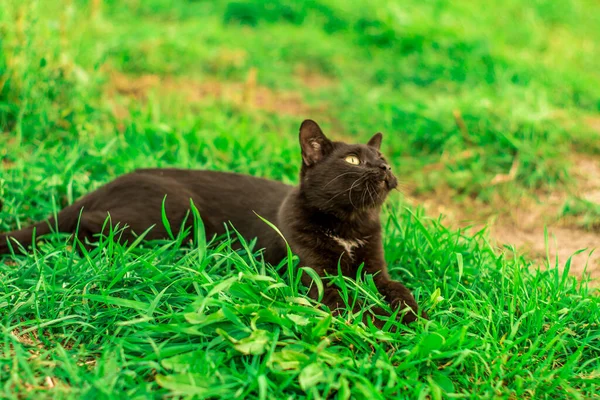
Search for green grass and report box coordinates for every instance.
[1,0,599,398]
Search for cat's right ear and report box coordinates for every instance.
[367,133,383,150]
[299,119,333,166]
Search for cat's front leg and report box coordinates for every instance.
[363,238,425,323]
[306,280,347,312]
[308,282,402,328]
[303,266,423,326]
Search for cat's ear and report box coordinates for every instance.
[299,119,333,166]
[367,133,383,150]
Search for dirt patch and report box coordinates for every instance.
[108,72,160,99]
[104,67,350,139]
[573,155,600,205]
[106,69,317,119]
[585,116,600,134]
[2,158,16,169]
[11,328,44,349]
[294,64,337,89]
[493,225,598,277]
[409,154,600,281]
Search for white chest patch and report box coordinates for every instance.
[329,236,366,259]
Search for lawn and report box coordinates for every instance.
[1,0,599,398]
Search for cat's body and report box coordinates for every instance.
[1,169,291,261]
[0,120,423,324]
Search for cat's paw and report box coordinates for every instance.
[380,281,425,324]
[389,297,426,323]
[363,303,424,330]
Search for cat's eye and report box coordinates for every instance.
[344,154,360,165]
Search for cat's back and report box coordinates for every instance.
[130,168,292,259]
[133,168,293,214]
[135,168,291,193]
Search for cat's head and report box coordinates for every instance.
[298,119,398,214]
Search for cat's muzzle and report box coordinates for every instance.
[384,174,398,190]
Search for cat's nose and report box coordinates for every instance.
[379,163,391,172]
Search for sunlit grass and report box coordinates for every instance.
[2,208,598,398]
[1,0,599,398]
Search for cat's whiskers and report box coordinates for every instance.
[360,184,368,208]
[322,175,367,207]
[361,180,375,209]
[357,172,380,209]
[373,181,384,203]
[323,187,353,205]
[323,172,361,189]
[393,179,413,195]
[347,175,367,210]
[366,182,376,207]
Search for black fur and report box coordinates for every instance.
[1,119,424,325]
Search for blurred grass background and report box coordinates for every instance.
[2,0,600,196]
[1,0,599,398]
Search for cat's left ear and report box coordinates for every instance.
[367,133,383,150]
[299,119,333,166]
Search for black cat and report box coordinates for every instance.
[0,119,423,325]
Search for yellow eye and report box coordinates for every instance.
[344,155,360,165]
